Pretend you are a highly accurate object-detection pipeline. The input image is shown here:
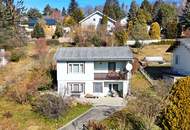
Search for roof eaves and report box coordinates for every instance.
[79,10,116,24]
[166,41,180,52]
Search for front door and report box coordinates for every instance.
[108,62,116,72]
[113,84,119,92]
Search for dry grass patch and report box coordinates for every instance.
[0,97,91,130]
[133,45,171,62]
[131,72,152,92]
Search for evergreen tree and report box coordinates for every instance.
[103,0,125,20]
[63,16,76,27]
[180,0,190,29]
[165,20,178,39]
[27,8,42,19]
[43,4,52,16]
[156,77,190,130]
[0,0,25,48]
[67,0,84,23]
[140,0,152,23]
[54,23,63,38]
[61,7,66,16]
[127,9,150,40]
[140,0,152,13]
[149,22,160,39]
[155,3,177,31]
[128,0,138,23]
[67,0,78,15]
[152,0,163,21]
[31,22,45,39]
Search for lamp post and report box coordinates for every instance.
[125,62,133,97]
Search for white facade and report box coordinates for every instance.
[57,61,131,98]
[120,17,128,26]
[172,41,190,75]
[79,11,116,32]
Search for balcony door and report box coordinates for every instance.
[108,62,116,72]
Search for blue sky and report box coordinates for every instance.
[19,0,180,12]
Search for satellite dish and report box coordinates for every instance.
[126,62,133,71]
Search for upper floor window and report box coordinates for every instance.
[108,62,116,72]
[93,18,96,21]
[175,55,180,65]
[68,63,85,73]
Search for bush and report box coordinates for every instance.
[114,26,128,46]
[10,49,25,62]
[31,94,69,119]
[54,23,63,38]
[149,22,161,39]
[103,110,147,130]
[7,66,52,104]
[133,40,142,48]
[91,35,102,47]
[150,40,176,45]
[86,121,108,130]
[31,22,45,39]
[156,77,190,130]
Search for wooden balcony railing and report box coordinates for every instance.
[94,71,127,80]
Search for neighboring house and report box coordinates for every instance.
[167,38,190,75]
[79,10,116,32]
[0,49,8,67]
[28,18,57,28]
[120,17,128,26]
[28,18,57,38]
[182,27,190,38]
[55,47,133,98]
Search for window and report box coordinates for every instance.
[68,83,85,93]
[93,18,96,21]
[68,63,85,73]
[93,82,103,93]
[175,55,179,65]
[68,64,72,73]
[73,64,79,73]
[108,62,116,72]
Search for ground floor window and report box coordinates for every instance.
[93,82,103,93]
[67,83,85,93]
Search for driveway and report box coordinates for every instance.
[77,97,127,106]
[59,105,124,130]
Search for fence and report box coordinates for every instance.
[139,66,156,86]
[125,39,176,46]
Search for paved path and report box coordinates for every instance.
[59,106,123,130]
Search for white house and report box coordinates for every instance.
[0,49,8,67]
[120,17,128,26]
[166,38,190,75]
[54,47,133,98]
[79,10,116,32]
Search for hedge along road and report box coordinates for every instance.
[58,105,124,130]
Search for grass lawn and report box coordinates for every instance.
[0,97,91,130]
[131,72,152,92]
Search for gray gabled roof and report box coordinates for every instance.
[167,38,190,53]
[55,47,133,62]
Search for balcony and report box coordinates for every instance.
[94,71,127,80]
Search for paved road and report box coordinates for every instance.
[59,106,123,130]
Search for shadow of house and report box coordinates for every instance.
[144,66,171,80]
